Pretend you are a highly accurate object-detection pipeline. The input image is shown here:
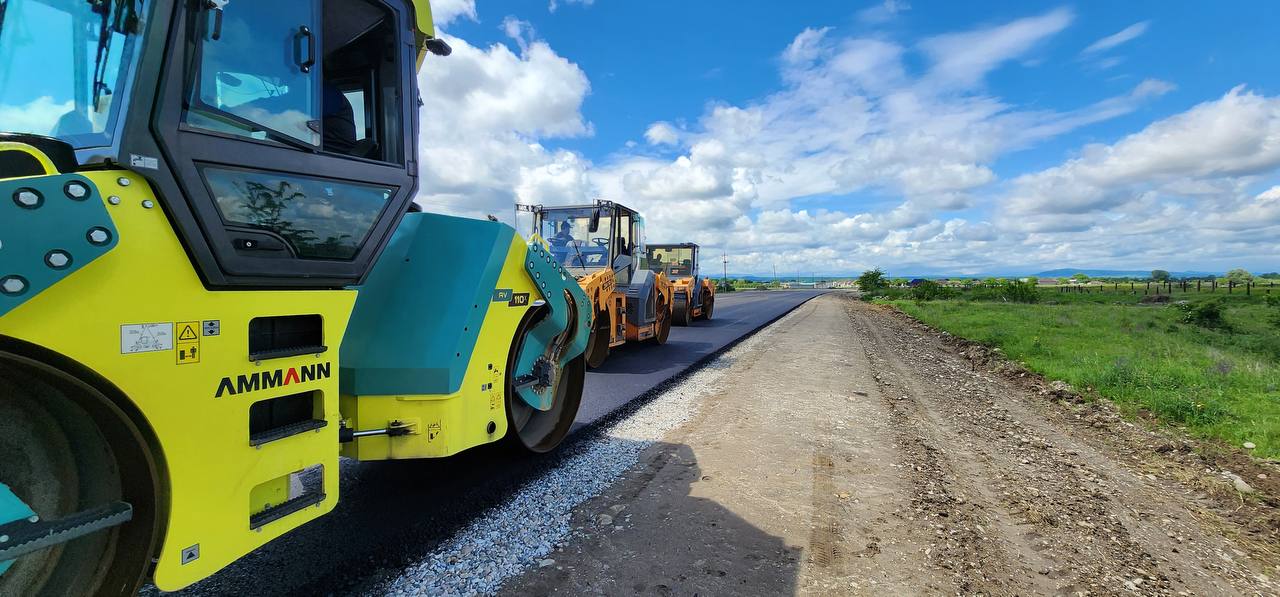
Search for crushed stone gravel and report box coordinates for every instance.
[373,318,783,596]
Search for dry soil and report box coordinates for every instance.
[503,293,1280,596]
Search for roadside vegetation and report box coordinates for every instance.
[860,270,1280,459]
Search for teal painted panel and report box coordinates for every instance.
[340,213,515,396]
[0,482,35,574]
[512,241,592,410]
[0,174,119,317]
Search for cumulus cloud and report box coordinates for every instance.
[575,11,1169,273]
[430,0,477,26]
[0,96,75,137]
[414,34,593,220]
[1007,87,1280,216]
[416,8,1275,275]
[989,87,1280,270]
[644,122,680,146]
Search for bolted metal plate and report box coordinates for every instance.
[0,482,37,575]
[0,174,119,318]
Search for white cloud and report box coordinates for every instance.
[644,122,679,146]
[858,0,910,25]
[548,0,594,13]
[501,16,535,52]
[0,96,75,137]
[1007,87,1280,216]
[414,34,593,220]
[919,8,1073,89]
[430,0,477,27]
[1082,21,1150,55]
[416,9,1276,275]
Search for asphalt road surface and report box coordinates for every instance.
[166,290,824,596]
[578,289,826,426]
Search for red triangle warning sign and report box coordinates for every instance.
[178,325,198,341]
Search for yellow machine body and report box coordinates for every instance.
[0,170,350,589]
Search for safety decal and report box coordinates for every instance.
[121,323,173,354]
[492,288,513,302]
[175,321,201,365]
[508,292,530,307]
[427,421,442,442]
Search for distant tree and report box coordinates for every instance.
[1151,269,1171,282]
[857,268,887,294]
[1260,272,1280,280]
[1070,272,1090,283]
[1226,268,1254,284]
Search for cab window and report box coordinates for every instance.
[184,0,402,163]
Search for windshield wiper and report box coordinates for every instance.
[569,240,591,275]
[90,0,142,112]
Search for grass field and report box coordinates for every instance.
[892,291,1280,459]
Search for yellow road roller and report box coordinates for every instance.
[645,243,715,326]
[0,1,590,594]
[518,201,674,368]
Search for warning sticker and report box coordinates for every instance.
[175,321,200,365]
[121,323,174,354]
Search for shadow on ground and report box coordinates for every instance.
[506,441,801,596]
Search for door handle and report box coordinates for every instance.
[295,26,316,73]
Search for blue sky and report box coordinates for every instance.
[415,0,1280,275]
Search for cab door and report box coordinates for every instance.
[145,0,419,288]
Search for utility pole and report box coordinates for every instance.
[772,262,777,288]
[722,252,728,285]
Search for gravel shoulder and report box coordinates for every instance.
[502,293,1280,596]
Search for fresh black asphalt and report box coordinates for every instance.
[167,290,826,596]
[578,289,826,426]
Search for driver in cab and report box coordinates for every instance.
[550,220,574,248]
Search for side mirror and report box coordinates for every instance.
[425,38,452,57]
[589,208,601,233]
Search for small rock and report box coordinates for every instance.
[1243,441,1257,450]
[1258,474,1268,480]
[538,559,555,568]
[609,504,627,514]
[1224,472,1256,494]
[596,514,614,526]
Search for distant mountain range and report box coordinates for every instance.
[1032,268,1218,279]
[724,267,1225,280]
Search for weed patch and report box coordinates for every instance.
[894,300,1280,458]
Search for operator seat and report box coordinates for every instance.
[322,84,358,155]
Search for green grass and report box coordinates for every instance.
[892,296,1280,458]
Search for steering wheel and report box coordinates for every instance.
[591,237,610,248]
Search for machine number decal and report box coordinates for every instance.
[492,288,513,302]
[175,321,201,365]
[509,293,530,307]
[120,323,173,354]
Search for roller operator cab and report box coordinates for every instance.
[646,243,715,326]
[519,200,674,368]
[0,1,590,594]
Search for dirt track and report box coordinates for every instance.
[504,293,1280,596]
